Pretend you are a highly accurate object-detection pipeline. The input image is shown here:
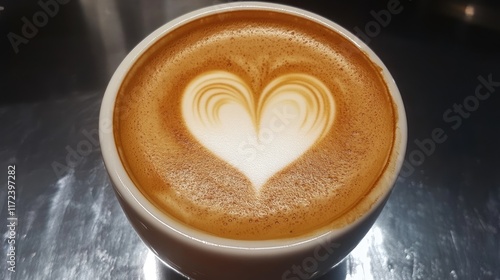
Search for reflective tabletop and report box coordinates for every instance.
[1,0,499,279]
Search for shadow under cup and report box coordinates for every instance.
[99,2,407,280]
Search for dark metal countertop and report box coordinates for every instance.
[1,0,499,279]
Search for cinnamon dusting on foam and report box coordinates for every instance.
[114,10,397,240]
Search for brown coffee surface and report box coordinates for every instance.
[114,10,397,240]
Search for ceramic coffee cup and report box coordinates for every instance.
[99,2,407,279]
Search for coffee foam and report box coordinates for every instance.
[182,70,335,189]
[114,10,396,240]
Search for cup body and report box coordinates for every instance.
[99,2,407,279]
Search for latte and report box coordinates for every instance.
[114,10,397,240]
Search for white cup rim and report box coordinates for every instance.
[99,1,407,253]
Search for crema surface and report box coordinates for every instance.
[114,10,396,240]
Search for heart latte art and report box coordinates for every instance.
[114,10,397,240]
[182,71,335,189]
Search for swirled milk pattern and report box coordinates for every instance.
[182,71,335,190]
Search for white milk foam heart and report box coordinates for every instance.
[182,71,336,191]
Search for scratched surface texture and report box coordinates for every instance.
[1,0,499,279]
